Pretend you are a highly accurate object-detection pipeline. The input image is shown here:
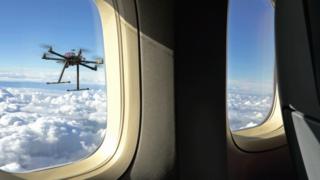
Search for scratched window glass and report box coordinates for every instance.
[0,0,106,172]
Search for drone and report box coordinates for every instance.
[41,45,104,91]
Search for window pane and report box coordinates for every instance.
[0,0,106,172]
[227,0,275,131]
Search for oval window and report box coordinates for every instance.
[227,0,275,131]
[0,0,106,172]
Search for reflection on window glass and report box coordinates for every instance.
[227,0,275,131]
[0,0,106,172]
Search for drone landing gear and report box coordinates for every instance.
[46,81,71,85]
[67,88,90,92]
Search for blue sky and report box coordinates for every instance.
[227,0,275,93]
[0,0,104,71]
[0,0,274,88]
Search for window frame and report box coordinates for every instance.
[227,0,286,152]
[230,87,286,152]
[0,0,141,179]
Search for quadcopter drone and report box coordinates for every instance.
[41,45,104,91]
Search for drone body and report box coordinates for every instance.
[42,46,104,91]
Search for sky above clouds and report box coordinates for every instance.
[0,0,105,83]
[227,0,275,87]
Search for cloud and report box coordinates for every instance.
[0,88,106,172]
[228,80,274,95]
[228,91,273,131]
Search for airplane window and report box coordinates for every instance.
[227,0,275,131]
[0,0,106,172]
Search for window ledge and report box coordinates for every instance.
[231,88,287,152]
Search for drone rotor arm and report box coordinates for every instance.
[81,59,104,64]
[81,60,98,64]
[48,49,68,59]
[42,57,66,61]
[80,63,97,71]
[58,62,69,82]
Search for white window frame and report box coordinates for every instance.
[227,0,286,152]
[230,88,286,152]
[0,0,141,179]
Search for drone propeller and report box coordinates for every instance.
[40,44,53,51]
[40,44,51,48]
[96,59,104,65]
[92,56,104,64]
[79,48,90,53]
[56,61,66,64]
[76,48,90,58]
[42,53,48,59]
[81,57,104,66]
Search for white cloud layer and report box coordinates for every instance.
[228,92,273,131]
[0,88,106,172]
[0,78,272,171]
[228,80,274,95]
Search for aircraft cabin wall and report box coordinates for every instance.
[120,0,176,179]
[0,0,302,179]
